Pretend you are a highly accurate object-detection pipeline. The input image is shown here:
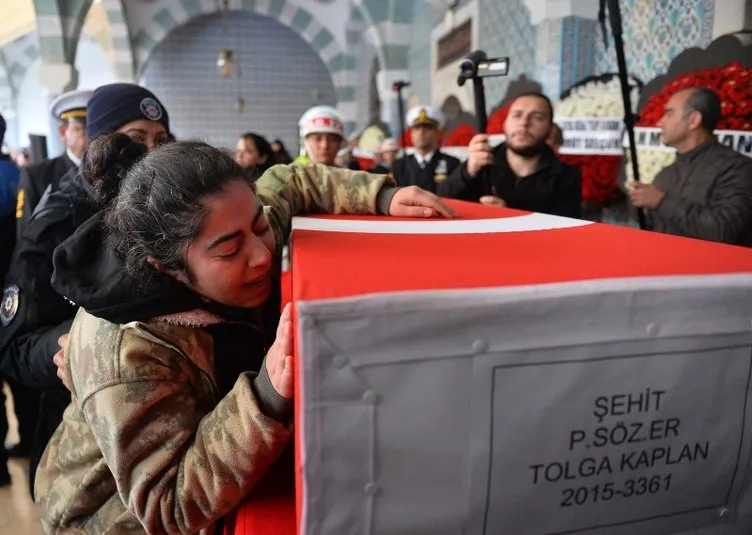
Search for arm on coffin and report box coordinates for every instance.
[256,164,454,250]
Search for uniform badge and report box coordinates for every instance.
[15,189,24,219]
[1,285,20,327]
[434,159,448,183]
[140,98,163,121]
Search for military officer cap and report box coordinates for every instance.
[50,89,93,123]
[407,105,444,129]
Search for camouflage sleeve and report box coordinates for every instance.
[255,163,397,251]
[80,328,291,534]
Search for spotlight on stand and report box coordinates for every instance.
[457,50,509,133]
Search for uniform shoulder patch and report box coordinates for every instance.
[1,285,19,327]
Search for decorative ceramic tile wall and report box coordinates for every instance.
[477,0,537,106]
[595,0,715,83]
[535,18,563,96]
[407,0,436,107]
[141,11,337,151]
[560,16,597,93]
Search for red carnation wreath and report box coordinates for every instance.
[638,62,751,130]
[628,62,752,184]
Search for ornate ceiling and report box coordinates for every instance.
[0,0,35,47]
[2,0,111,53]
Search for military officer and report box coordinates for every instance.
[392,105,460,193]
[15,89,92,240]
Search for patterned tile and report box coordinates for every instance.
[406,0,435,106]
[478,0,536,106]
[595,0,715,83]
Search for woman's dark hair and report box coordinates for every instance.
[239,132,274,176]
[271,138,293,164]
[85,133,251,281]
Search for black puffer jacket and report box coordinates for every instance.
[0,167,96,495]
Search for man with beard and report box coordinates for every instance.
[438,93,581,218]
[392,106,460,193]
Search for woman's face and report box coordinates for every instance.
[184,180,276,308]
[235,137,268,169]
[118,119,169,150]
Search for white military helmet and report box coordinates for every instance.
[299,105,346,139]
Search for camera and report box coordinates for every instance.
[458,51,510,86]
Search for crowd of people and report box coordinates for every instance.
[0,78,749,533]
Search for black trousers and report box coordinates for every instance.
[7,379,40,447]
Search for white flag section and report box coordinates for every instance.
[624,127,752,158]
[298,273,752,535]
[292,212,593,234]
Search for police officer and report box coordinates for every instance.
[16,89,92,240]
[0,83,170,495]
[392,105,460,193]
[295,105,346,166]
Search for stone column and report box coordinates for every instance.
[37,62,78,158]
[3,114,19,149]
[712,0,747,38]
[526,0,600,97]
[535,17,598,97]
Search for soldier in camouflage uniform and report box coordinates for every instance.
[37,134,453,534]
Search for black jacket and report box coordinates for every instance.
[0,167,95,497]
[651,139,752,246]
[392,151,461,193]
[16,153,76,241]
[437,143,582,219]
[0,168,94,388]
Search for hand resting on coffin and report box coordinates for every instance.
[388,185,457,218]
[265,302,294,399]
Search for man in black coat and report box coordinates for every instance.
[392,105,460,193]
[15,89,91,240]
[437,92,582,219]
[0,83,171,494]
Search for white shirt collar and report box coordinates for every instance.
[66,148,82,167]
[414,151,435,167]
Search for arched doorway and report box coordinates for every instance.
[140,11,338,150]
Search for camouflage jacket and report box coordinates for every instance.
[36,164,396,534]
